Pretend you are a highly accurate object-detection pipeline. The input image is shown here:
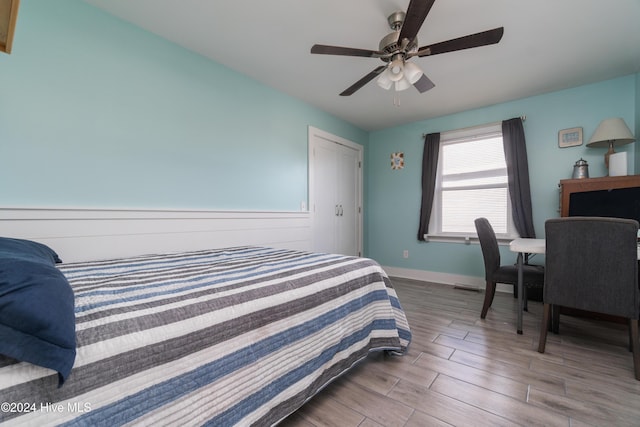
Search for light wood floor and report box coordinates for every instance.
[280,278,640,427]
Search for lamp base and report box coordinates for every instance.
[604,140,616,170]
[609,151,628,176]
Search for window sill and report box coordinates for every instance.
[423,234,516,245]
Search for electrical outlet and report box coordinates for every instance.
[403,250,409,259]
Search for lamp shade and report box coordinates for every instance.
[586,118,635,148]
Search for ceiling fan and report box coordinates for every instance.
[310,0,504,96]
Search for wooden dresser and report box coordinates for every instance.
[558,175,640,217]
[0,0,20,54]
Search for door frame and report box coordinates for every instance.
[308,126,363,256]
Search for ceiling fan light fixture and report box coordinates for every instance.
[376,70,393,90]
[403,61,422,84]
[378,59,423,92]
[395,76,412,91]
[388,58,404,82]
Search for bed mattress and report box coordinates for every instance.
[0,246,410,426]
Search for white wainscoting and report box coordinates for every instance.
[0,207,311,263]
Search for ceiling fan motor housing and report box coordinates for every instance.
[379,11,418,62]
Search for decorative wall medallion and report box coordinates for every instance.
[391,152,404,170]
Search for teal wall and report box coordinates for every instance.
[366,75,638,277]
[0,0,367,211]
[2,1,638,283]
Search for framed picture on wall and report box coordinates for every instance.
[391,152,404,170]
[558,127,583,148]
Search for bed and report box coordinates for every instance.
[0,239,411,426]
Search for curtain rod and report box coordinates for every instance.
[422,115,526,138]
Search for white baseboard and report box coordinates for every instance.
[0,207,311,263]
[382,265,514,294]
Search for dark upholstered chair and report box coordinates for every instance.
[475,217,545,319]
[538,217,640,380]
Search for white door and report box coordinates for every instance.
[335,144,359,256]
[312,138,338,255]
[309,126,362,256]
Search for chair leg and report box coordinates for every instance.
[538,303,551,353]
[630,319,640,381]
[481,280,497,319]
[552,305,560,334]
[523,287,528,312]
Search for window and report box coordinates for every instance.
[428,123,516,240]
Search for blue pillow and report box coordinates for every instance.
[0,239,75,386]
[0,237,63,265]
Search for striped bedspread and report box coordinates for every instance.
[0,246,411,426]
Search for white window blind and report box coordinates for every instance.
[428,123,515,240]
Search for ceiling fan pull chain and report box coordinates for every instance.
[393,95,401,107]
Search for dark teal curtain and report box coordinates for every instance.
[502,118,536,238]
[417,133,440,241]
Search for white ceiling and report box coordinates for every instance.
[82,0,640,131]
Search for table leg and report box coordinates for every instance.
[517,251,524,335]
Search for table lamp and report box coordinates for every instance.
[586,118,635,171]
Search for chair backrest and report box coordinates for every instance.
[545,217,639,319]
[474,217,500,281]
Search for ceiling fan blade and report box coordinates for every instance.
[413,74,435,93]
[398,0,436,46]
[414,27,504,57]
[340,65,387,96]
[311,44,383,58]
